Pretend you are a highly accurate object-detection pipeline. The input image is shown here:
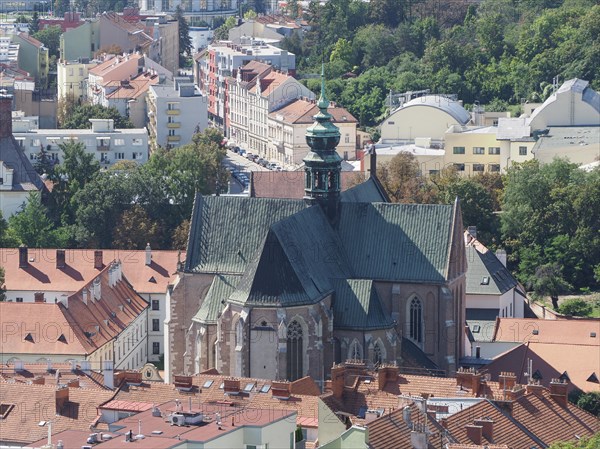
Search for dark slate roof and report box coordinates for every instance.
[185,195,308,274]
[338,202,454,283]
[465,237,519,295]
[0,136,45,191]
[193,275,240,324]
[230,206,352,307]
[332,279,394,330]
[340,177,389,203]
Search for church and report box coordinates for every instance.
[165,73,467,387]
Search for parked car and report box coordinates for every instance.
[246,153,254,160]
[239,148,246,156]
[267,162,278,170]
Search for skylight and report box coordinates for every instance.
[203,380,214,388]
[243,382,255,392]
[219,383,224,389]
[481,276,490,285]
[0,404,15,419]
[260,384,271,393]
[472,325,481,333]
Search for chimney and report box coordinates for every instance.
[377,364,398,390]
[19,246,28,268]
[505,385,526,402]
[145,243,152,265]
[56,249,66,269]
[223,379,241,395]
[94,250,103,269]
[32,376,45,385]
[526,382,545,397]
[465,424,483,445]
[330,363,345,400]
[474,419,494,441]
[549,378,569,407]
[55,386,69,415]
[67,378,80,388]
[499,372,517,391]
[103,360,114,389]
[495,249,507,267]
[456,367,481,394]
[271,381,291,399]
[0,92,13,137]
[34,292,45,303]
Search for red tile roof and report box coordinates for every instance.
[270,98,358,124]
[16,32,45,49]
[0,362,109,390]
[248,70,292,97]
[250,171,365,199]
[1,248,181,294]
[493,317,600,346]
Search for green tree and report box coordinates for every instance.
[112,205,166,249]
[8,193,68,248]
[60,104,133,129]
[558,298,593,317]
[529,263,573,310]
[213,16,237,41]
[175,6,192,68]
[0,212,20,247]
[0,266,5,301]
[378,151,436,204]
[287,0,299,19]
[548,432,600,449]
[29,11,40,34]
[576,392,600,417]
[369,0,404,28]
[243,9,258,20]
[33,26,61,59]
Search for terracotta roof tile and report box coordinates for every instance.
[250,171,364,199]
[270,98,358,124]
[0,381,115,444]
[493,317,600,346]
[1,248,181,294]
[0,362,110,390]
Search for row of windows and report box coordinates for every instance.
[453,146,527,155]
[22,137,145,148]
[454,163,501,172]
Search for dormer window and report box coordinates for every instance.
[481,276,490,285]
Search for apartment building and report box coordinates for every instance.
[13,118,149,167]
[197,39,296,128]
[147,77,208,150]
[227,61,313,161]
[57,58,99,102]
[11,32,49,88]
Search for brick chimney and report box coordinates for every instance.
[550,379,569,407]
[474,419,494,441]
[223,379,241,395]
[271,381,291,399]
[505,385,526,402]
[330,363,346,400]
[94,250,103,269]
[465,424,483,445]
[499,372,517,391]
[456,367,481,394]
[55,386,69,415]
[377,364,398,390]
[526,382,546,397]
[19,246,28,268]
[34,292,45,303]
[56,249,66,269]
[0,92,13,137]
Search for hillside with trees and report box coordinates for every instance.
[284,0,599,128]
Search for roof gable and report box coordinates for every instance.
[193,275,240,324]
[333,279,394,330]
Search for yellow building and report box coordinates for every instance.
[57,59,99,102]
[444,125,509,176]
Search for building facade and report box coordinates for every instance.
[11,32,49,88]
[57,58,99,103]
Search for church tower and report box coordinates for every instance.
[303,65,343,223]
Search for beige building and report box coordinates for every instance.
[268,97,358,166]
[364,143,445,176]
[444,125,508,175]
[57,58,99,102]
[380,95,471,145]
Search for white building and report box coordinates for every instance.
[147,77,208,150]
[13,118,149,167]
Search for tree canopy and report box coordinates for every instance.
[175,6,192,67]
[59,104,134,129]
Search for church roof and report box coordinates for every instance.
[340,177,389,203]
[332,279,394,330]
[0,136,45,191]
[193,274,240,324]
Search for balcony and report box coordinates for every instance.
[167,122,180,128]
[167,135,181,142]
[97,142,110,151]
[166,109,180,115]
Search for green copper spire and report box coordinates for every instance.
[303,64,343,223]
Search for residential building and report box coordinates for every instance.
[147,77,208,150]
[166,77,467,386]
[87,53,172,127]
[228,61,314,160]
[484,318,600,392]
[13,118,149,167]
[268,97,358,166]
[0,259,148,370]
[39,11,85,32]
[380,95,471,146]
[57,58,99,103]
[444,125,508,175]
[0,247,181,363]
[198,40,296,128]
[227,18,291,44]
[0,93,44,218]
[11,32,49,88]
[362,143,445,177]
[0,35,19,67]
[532,126,600,165]
[138,0,239,16]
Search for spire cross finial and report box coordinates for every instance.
[318,63,329,111]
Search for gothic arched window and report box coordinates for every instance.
[409,297,423,344]
[348,339,362,361]
[235,319,244,349]
[373,341,383,366]
[287,320,303,381]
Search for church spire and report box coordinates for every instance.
[303,64,342,223]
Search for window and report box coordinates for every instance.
[30,153,37,161]
[203,380,213,388]
[168,116,176,123]
[519,146,528,156]
[152,319,160,332]
[168,129,176,136]
[132,138,143,146]
[473,164,484,172]
[489,164,500,172]
[115,153,125,160]
[235,319,244,349]
[79,68,84,76]
[454,163,465,171]
[167,102,178,110]
[453,146,465,154]
[286,320,303,381]
[473,147,485,155]
[151,300,159,311]
[113,138,125,146]
[345,134,350,144]
[373,341,383,366]
[16,297,23,303]
[152,342,160,354]
[409,297,423,343]
[132,152,143,160]
[349,339,362,361]
[488,147,500,155]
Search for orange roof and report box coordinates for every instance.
[250,171,364,199]
[0,262,148,356]
[16,32,44,48]
[1,248,181,294]
[493,317,600,345]
[88,54,142,78]
[270,98,358,124]
[248,70,292,97]
[104,73,160,99]
[0,362,110,390]
[0,381,115,444]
